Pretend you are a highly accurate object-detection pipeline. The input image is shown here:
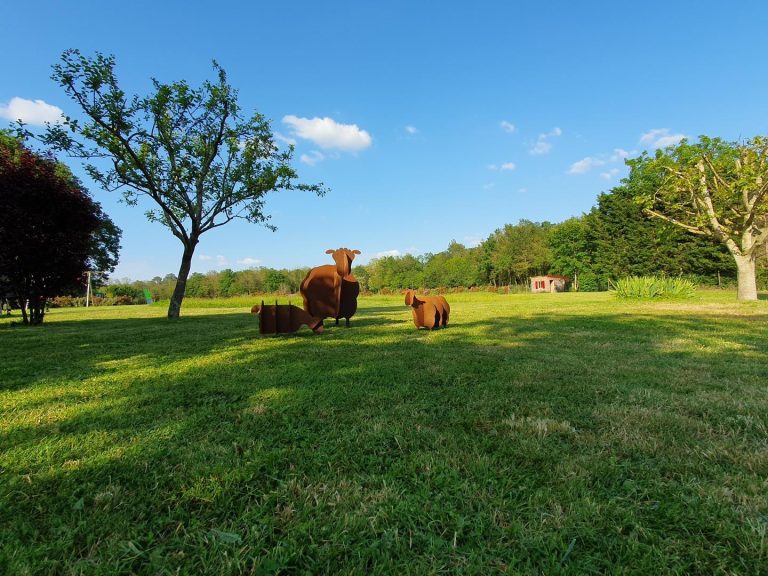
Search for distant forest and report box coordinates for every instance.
[102,182,767,302]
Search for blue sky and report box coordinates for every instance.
[3,1,768,280]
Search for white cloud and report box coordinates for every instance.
[274,131,297,146]
[282,115,372,151]
[530,127,562,155]
[405,125,418,135]
[464,234,483,247]
[198,254,228,266]
[375,250,401,258]
[568,147,635,176]
[530,140,552,155]
[0,97,64,125]
[300,150,325,166]
[610,148,630,161]
[487,162,515,171]
[568,156,605,174]
[500,120,516,133]
[482,182,496,190]
[237,257,261,266]
[639,128,686,149]
[518,188,528,193]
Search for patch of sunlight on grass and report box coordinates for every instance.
[334,366,366,377]
[503,414,577,436]
[96,355,156,371]
[247,387,291,406]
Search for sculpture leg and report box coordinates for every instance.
[345,317,350,327]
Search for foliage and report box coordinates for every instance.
[587,185,734,287]
[107,215,764,298]
[0,132,120,324]
[422,241,483,288]
[103,284,144,303]
[632,135,768,300]
[32,49,324,318]
[49,295,86,308]
[263,269,289,294]
[2,292,767,573]
[365,254,425,291]
[482,220,553,285]
[610,275,697,299]
[547,217,595,291]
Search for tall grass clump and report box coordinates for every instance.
[610,275,696,299]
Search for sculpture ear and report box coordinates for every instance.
[404,290,412,305]
[352,250,361,255]
[325,249,334,254]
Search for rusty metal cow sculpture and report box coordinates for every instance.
[300,248,361,327]
[404,289,450,330]
[252,301,324,334]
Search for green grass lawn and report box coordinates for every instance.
[1,291,767,575]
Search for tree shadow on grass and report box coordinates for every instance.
[2,304,768,573]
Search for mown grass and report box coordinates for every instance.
[1,291,767,575]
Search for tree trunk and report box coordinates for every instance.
[19,298,29,325]
[29,295,45,325]
[168,239,198,319]
[734,254,758,301]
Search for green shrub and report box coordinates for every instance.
[610,275,696,299]
[50,295,86,307]
[574,271,604,292]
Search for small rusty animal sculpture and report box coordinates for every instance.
[404,289,450,330]
[252,301,324,334]
[300,247,361,327]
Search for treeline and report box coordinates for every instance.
[105,182,767,300]
[107,267,313,303]
[359,182,754,291]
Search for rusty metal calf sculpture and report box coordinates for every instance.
[404,289,450,330]
[300,247,361,327]
[252,301,324,334]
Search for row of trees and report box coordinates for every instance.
[107,135,768,301]
[360,138,768,296]
[5,49,768,325]
[124,267,311,301]
[107,190,763,301]
[355,193,745,293]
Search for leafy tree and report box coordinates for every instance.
[284,267,311,293]
[548,216,596,290]
[264,269,288,293]
[217,268,236,297]
[352,265,370,292]
[632,136,768,300]
[231,268,264,295]
[477,234,498,286]
[185,273,210,298]
[34,49,324,318]
[486,220,553,285]
[586,184,733,286]
[423,241,481,288]
[0,132,120,324]
[365,254,424,291]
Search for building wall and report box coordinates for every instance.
[530,276,567,293]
